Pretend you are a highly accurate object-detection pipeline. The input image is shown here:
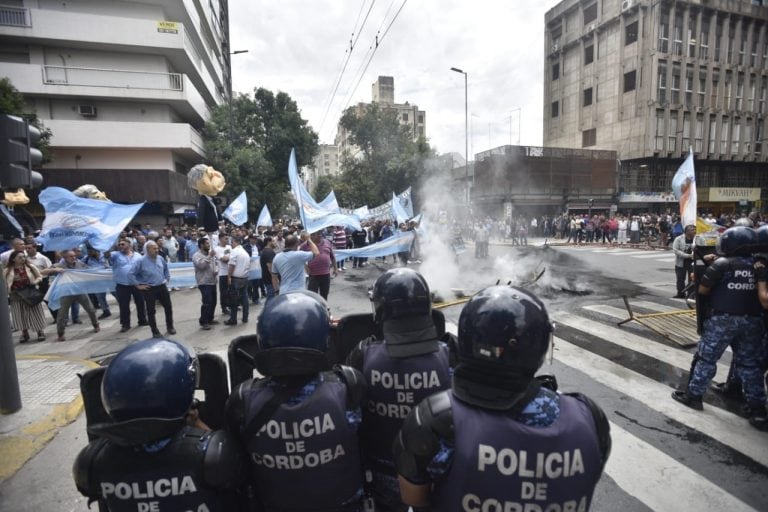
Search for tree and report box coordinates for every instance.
[313,175,335,204]
[202,88,318,219]
[0,78,52,163]
[336,104,436,210]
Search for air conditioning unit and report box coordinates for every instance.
[78,105,97,117]
[621,0,636,12]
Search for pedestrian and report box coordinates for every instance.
[271,232,318,295]
[4,250,47,343]
[192,236,217,330]
[301,230,336,300]
[333,225,348,271]
[226,291,365,511]
[109,237,148,333]
[629,216,641,245]
[24,240,56,319]
[671,224,696,298]
[160,227,180,262]
[131,240,175,338]
[224,236,250,326]
[0,238,25,266]
[214,234,232,316]
[672,227,767,431]
[393,285,611,510]
[82,245,111,319]
[352,225,369,268]
[617,215,628,245]
[74,338,246,510]
[51,250,100,342]
[259,236,277,299]
[346,269,452,511]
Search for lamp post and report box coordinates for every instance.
[509,107,521,145]
[450,67,469,205]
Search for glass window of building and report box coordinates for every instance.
[625,21,638,45]
[685,67,694,107]
[739,32,747,66]
[583,87,593,106]
[656,110,665,151]
[584,44,594,65]
[748,75,756,111]
[683,112,691,150]
[724,71,733,110]
[582,128,596,147]
[699,19,709,60]
[698,67,707,108]
[552,62,560,81]
[658,61,667,103]
[763,41,768,68]
[760,79,767,113]
[721,117,730,154]
[732,118,740,154]
[736,74,744,111]
[751,37,759,67]
[673,14,684,56]
[708,116,717,154]
[744,120,752,154]
[669,114,678,152]
[687,13,696,59]
[551,101,559,118]
[583,3,597,25]
[727,22,736,64]
[711,70,720,109]
[714,20,723,62]
[659,11,670,53]
[671,64,681,104]
[695,114,704,153]
[624,70,637,92]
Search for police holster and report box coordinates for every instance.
[331,310,447,364]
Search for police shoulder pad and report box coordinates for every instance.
[332,364,365,409]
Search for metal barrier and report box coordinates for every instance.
[617,296,698,348]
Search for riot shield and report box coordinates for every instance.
[693,233,718,334]
[78,367,108,443]
[227,335,260,390]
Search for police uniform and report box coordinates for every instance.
[74,426,244,512]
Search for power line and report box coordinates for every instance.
[317,0,378,137]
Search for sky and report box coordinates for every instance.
[229,0,562,158]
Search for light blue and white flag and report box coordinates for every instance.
[223,191,248,226]
[0,205,23,236]
[368,187,413,219]
[36,187,144,252]
[335,231,414,262]
[319,191,341,213]
[256,204,273,227]
[288,148,361,232]
[392,192,410,224]
[46,258,262,310]
[353,205,369,220]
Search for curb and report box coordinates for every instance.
[0,355,100,483]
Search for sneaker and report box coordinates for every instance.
[57,335,66,342]
[209,320,221,325]
[167,328,177,335]
[119,326,130,333]
[242,318,248,323]
[747,405,768,431]
[224,319,237,326]
[201,324,212,330]
[138,321,149,326]
[151,330,162,338]
[72,319,83,324]
[98,312,111,319]
[671,390,703,410]
[36,332,46,342]
[93,324,100,333]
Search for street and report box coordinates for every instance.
[1,239,766,511]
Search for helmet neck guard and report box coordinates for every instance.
[452,359,540,412]
[382,316,439,358]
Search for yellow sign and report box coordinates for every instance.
[707,187,760,202]
[157,21,179,34]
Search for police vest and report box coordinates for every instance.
[243,373,363,511]
[709,256,762,316]
[432,394,603,512]
[361,340,451,469]
[80,427,225,512]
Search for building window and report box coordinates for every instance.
[658,61,667,103]
[552,62,560,80]
[685,67,694,107]
[708,115,717,153]
[623,70,637,92]
[695,114,704,153]
[655,110,665,151]
[724,71,732,110]
[669,113,678,152]
[735,73,744,111]
[658,11,669,53]
[727,23,736,64]
[761,80,767,114]
[584,44,594,65]
[751,38,758,67]
[625,21,638,45]
[582,128,596,147]
[764,42,768,69]
[739,34,747,66]
[714,22,722,62]
[551,101,559,118]
[698,67,707,108]
[402,113,409,122]
[671,64,681,104]
[711,70,719,109]
[583,87,593,106]
[748,75,756,111]
[744,120,752,154]
[687,13,697,58]
[732,118,740,154]
[683,112,691,150]
[721,116,729,154]
[699,20,709,60]
[418,114,424,124]
[583,3,597,25]
[673,14,683,56]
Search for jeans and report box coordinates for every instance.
[218,275,229,312]
[263,280,276,300]
[307,274,331,300]
[198,284,216,326]
[115,283,147,328]
[140,284,174,334]
[228,277,249,323]
[57,294,98,336]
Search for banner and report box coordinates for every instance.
[223,191,248,226]
[46,258,262,310]
[256,204,273,227]
[392,192,410,224]
[318,191,340,213]
[368,187,413,219]
[36,187,144,252]
[335,231,414,262]
[287,148,361,233]
[671,150,697,228]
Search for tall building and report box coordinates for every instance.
[335,76,426,159]
[543,0,768,212]
[304,143,340,192]
[0,0,231,218]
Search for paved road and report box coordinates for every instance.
[1,240,766,511]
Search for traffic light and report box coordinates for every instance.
[0,114,43,190]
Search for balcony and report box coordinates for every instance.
[0,7,222,104]
[44,119,206,160]
[0,5,30,27]
[3,63,209,124]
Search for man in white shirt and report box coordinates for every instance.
[224,236,251,325]
[214,234,232,316]
[0,238,25,266]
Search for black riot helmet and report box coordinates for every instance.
[371,268,432,322]
[453,285,553,411]
[716,226,757,257]
[255,290,331,377]
[754,225,768,253]
[101,338,199,423]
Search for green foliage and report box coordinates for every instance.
[336,104,435,210]
[0,78,53,163]
[313,175,335,204]
[202,87,318,218]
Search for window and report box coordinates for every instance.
[551,101,559,118]
[685,67,694,106]
[583,3,597,25]
[552,62,560,81]
[402,113,409,122]
[714,22,722,62]
[584,45,594,65]
[687,14,696,58]
[708,116,717,153]
[727,23,736,64]
[744,120,752,154]
[699,20,709,60]
[735,73,744,111]
[698,73,706,108]
[724,71,732,110]
[658,11,669,53]
[671,64,681,104]
[655,110,665,151]
[732,118,740,154]
[751,38,758,67]
[669,114,678,152]
[582,128,596,147]
[721,116,729,154]
[658,61,667,103]
[739,33,746,66]
[418,114,424,124]
[748,75,756,111]
[760,79,767,114]
[683,112,691,150]
[625,21,638,45]
[695,114,704,153]
[673,14,683,55]
[583,87,593,106]
[624,70,637,92]
[764,42,768,69]
[711,70,719,109]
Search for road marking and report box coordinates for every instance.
[553,337,768,467]
[626,300,681,313]
[606,421,760,512]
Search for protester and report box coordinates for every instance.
[672,224,696,298]
[214,234,232,316]
[259,236,277,300]
[131,240,175,338]
[271,232,318,295]
[224,235,251,326]
[82,245,111,319]
[301,230,336,300]
[192,236,218,330]
[50,250,100,342]
[5,250,47,343]
[109,237,148,333]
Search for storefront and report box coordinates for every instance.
[616,192,677,214]
[698,188,761,215]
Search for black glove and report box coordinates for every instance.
[755,264,767,282]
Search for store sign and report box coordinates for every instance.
[157,21,179,34]
[708,188,760,202]
[618,192,676,203]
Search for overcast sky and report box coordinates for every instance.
[229,0,561,158]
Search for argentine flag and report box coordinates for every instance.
[223,191,248,226]
[257,204,273,227]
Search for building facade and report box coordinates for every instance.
[0,0,230,218]
[543,0,768,213]
[303,143,340,192]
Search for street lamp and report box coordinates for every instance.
[450,67,469,204]
[230,50,249,55]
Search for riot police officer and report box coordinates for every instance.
[393,285,611,511]
[672,226,768,430]
[73,338,246,511]
[346,268,452,511]
[226,291,366,511]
